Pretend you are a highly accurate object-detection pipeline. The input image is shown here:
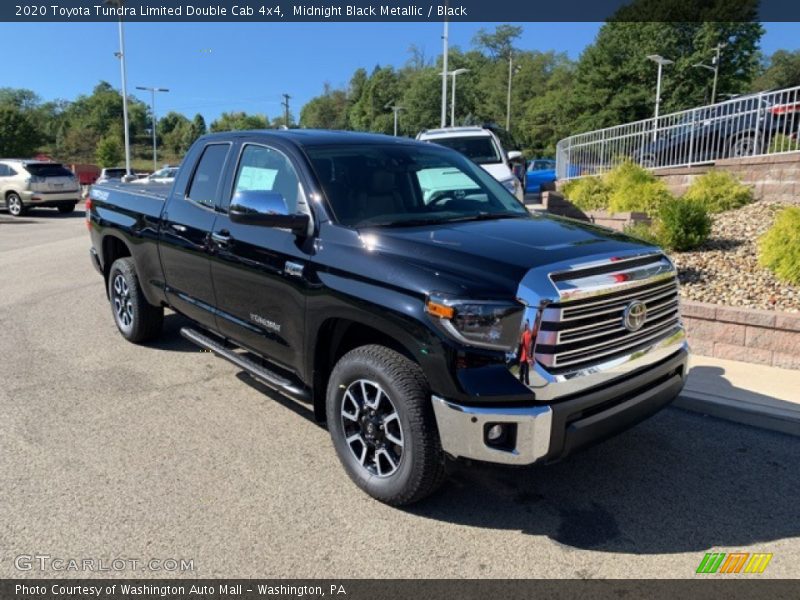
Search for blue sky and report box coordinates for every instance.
[0,22,797,123]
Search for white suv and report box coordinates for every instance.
[0,160,81,216]
[416,127,525,203]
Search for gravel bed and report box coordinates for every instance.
[671,201,800,313]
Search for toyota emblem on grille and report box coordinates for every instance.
[623,300,648,332]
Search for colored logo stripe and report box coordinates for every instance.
[696,552,773,574]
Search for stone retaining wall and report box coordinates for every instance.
[653,153,800,203]
[682,300,800,370]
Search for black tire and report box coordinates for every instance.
[727,133,759,158]
[6,192,25,217]
[107,257,163,343]
[57,202,77,214]
[326,344,446,506]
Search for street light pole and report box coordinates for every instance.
[506,51,513,131]
[647,54,673,142]
[448,68,469,127]
[136,86,169,172]
[385,102,405,136]
[115,19,131,177]
[440,17,449,128]
[693,43,727,104]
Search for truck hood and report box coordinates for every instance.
[480,162,514,182]
[359,213,657,298]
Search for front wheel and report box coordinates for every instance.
[107,257,164,343]
[326,345,446,506]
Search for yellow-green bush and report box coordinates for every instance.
[758,207,800,285]
[561,176,610,211]
[683,171,753,213]
[623,222,662,247]
[608,179,673,216]
[656,198,712,252]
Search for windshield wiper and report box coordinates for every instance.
[445,212,528,223]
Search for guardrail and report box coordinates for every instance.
[555,85,800,180]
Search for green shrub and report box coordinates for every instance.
[656,198,712,251]
[608,179,673,216]
[623,222,662,247]
[767,134,800,154]
[683,171,753,213]
[758,207,800,285]
[561,176,610,211]
[603,161,656,190]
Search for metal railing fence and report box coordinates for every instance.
[555,85,800,180]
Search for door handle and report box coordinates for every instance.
[170,223,187,233]
[210,231,231,247]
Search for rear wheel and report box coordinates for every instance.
[728,133,759,158]
[107,257,163,343]
[57,202,76,214]
[6,192,25,217]
[326,345,446,505]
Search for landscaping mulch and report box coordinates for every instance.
[671,201,800,313]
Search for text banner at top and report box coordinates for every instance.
[3,0,800,22]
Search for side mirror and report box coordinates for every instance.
[507,150,523,161]
[229,190,310,236]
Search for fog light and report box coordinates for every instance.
[487,424,505,441]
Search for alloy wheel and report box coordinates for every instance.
[7,194,22,216]
[112,273,134,332]
[340,379,404,478]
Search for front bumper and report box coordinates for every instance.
[432,344,688,465]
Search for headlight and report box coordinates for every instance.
[501,177,517,195]
[425,293,524,351]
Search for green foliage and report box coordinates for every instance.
[300,85,350,129]
[0,105,40,156]
[656,198,712,251]
[767,134,800,154]
[95,134,123,167]
[571,19,763,132]
[561,176,610,211]
[751,49,800,91]
[562,163,673,216]
[605,163,673,216]
[683,170,753,213]
[758,207,800,285]
[623,222,662,247]
[209,111,268,132]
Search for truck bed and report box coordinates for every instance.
[90,181,170,222]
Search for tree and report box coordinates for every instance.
[300,84,349,129]
[0,88,41,111]
[209,111,268,132]
[570,18,763,132]
[95,134,123,167]
[752,49,800,91]
[158,111,189,138]
[192,113,207,136]
[0,106,40,156]
[472,24,523,59]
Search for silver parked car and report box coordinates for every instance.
[0,160,82,216]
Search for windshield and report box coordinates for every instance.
[103,169,127,179]
[424,136,503,165]
[26,163,73,178]
[306,143,528,228]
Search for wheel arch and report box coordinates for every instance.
[101,234,132,294]
[311,317,422,422]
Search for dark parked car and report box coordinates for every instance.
[88,130,688,505]
[639,92,800,167]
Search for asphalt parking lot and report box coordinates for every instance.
[1,207,799,579]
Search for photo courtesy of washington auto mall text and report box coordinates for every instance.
[1,0,799,598]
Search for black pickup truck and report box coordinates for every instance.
[88,130,688,505]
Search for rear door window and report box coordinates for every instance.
[187,144,230,208]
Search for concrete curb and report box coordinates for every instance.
[674,391,800,438]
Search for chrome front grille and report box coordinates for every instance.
[534,254,682,371]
